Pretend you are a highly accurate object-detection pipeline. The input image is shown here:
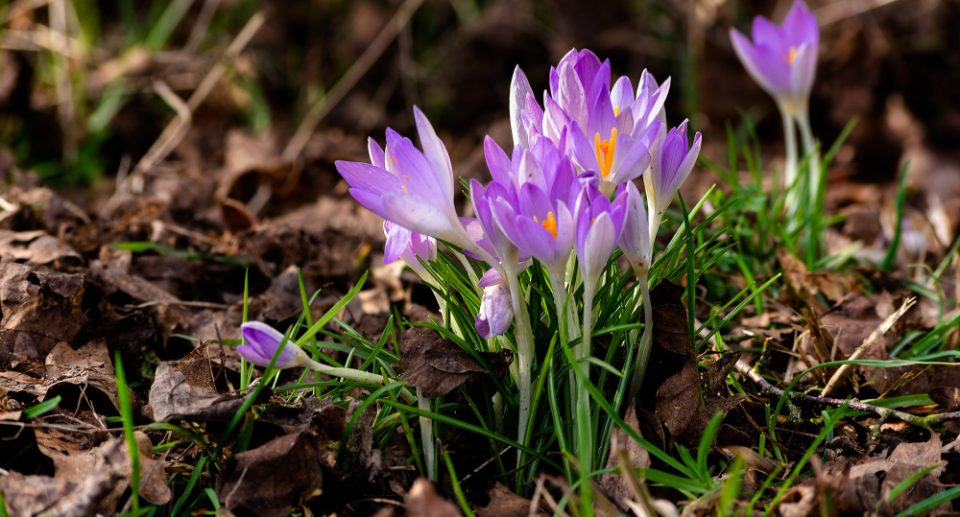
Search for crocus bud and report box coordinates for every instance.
[646,120,702,217]
[619,181,651,273]
[475,269,514,338]
[239,321,309,368]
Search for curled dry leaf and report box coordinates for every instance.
[600,406,651,511]
[399,327,509,398]
[0,262,85,368]
[0,436,128,516]
[217,428,325,517]
[0,229,81,266]
[147,347,248,422]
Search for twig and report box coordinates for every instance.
[127,10,265,179]
[48,0,76,160]
[822,297,915,397]
[734,359,960,428]
[281,0,424,162]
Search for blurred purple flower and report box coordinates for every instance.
[383,221,436,276]
[575,182,627,287]
[475,269,514,338]
[729,0,818,113]
[646,120,702,216]
[238,321,307,368]
[334,107,476,252]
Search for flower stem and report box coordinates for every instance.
[779,102,799,214]
[503,258,535,467]
[795,110,820,194]
[628,267,654,401]
[416,388,436,480]
[576,280,596,511]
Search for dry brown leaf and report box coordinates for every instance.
[147,347,248,422]
[0,436,128,516]
[405,478,461,517]
[600,406,651,511]
[0,229,81,265]
[217,428,325,517]
[399,328,488,398]
[476,482,541,517]
[0,262,85,368]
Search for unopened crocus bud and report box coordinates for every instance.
[474,269,514,338]
[239,321,309,368]
[619,181,651,273]
[646,120,702,217]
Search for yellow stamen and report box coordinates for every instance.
[786,46,798,65]
[533,211,558,239]
[613,106,621,116]
[401,184,408,193]
[593,127,618,179]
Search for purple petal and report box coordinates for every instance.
[413,106,454,200]
[782,0,818,48]
[484,136,514,188]
[368,138,385,169]
[510,66,535,148]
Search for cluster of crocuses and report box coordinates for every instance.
[338,49,699,335]
[235,0,821,479]
[334,48,701,455]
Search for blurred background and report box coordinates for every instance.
[1,0,958,244]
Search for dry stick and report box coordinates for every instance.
[126,11,265,181]
[821,297,915,397]
[48,0,76,160]
[734,359,960,428]
[281,0,424,162]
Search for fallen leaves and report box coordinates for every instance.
[0,262,85,368]
[147,346,248,422]
[217,429,325,517]
[399,327,510,398]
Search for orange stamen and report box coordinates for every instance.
[786,46,798,65]
[533,211,559,239]
[593,127,618,179]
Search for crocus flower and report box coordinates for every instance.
[238,321,310,368]
[530,49,669,193]
[619,181,651,273]
[335,107,476,253]
[729,0,818,114]
[383,221,436,277]
[574,181,627,288]
[475,269,514,338]
[482,139,579,276]
[645,120,702,218]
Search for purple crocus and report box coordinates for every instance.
[481,139,579,276]
[335,107,476,253]
[645,120,702,217]
[729,0,818,114]
[524,49,669,193]
[619,181,651,273]
[384,221,436,276]
[475,269,514,338]
[574,181,627,288]
[238,321,308,368]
